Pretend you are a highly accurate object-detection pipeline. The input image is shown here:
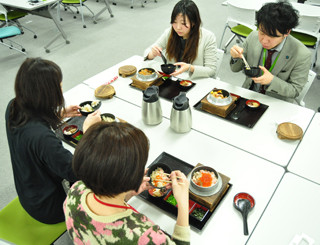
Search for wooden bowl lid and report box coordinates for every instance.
[94,84,115,99]
[118,65,137,77]
[277,122,303,140]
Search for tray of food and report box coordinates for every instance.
[138,152,231,230]
[193,88,269,128]
[129,69,196,101]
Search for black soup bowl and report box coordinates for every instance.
[243,67,261,77]
[161,64,176,75]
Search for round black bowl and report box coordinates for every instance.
[101,113,116,122]
[147,163,172,189]
[243,67,261,77]
[161,64,176,75]
[79,100,101,116]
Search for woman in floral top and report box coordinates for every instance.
[64,122,190,244]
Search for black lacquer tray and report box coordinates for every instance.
[55,116,86,148]
[193,91,268,128]
[130,76,196,101]
[138,152,231,230]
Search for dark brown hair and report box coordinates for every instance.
[72,122,149,197]
[8,57,64,129]
[167,0,201,63]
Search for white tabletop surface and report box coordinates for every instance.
[63,83,285,245]
[83,55,315,167]
[0,0,58,11]
[288,113,320,184]
[247,173,320,245]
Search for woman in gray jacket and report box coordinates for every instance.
[144,0,217,80]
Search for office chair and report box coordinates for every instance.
[59,0,95,28]
[219,0,256,52]
[0,4,37,39]
[290,14,320,69]
[0,15,26,54]
[295,70,316,107]
[111,0,156,9]
[0,197,66,245]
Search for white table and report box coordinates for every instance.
[83,55,315,167]
[288,113,320,184]
[62,83,285,245]
[247,173,320,245]
[0,0,69,52]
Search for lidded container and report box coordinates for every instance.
[142,86,162,125]
[170,92,192,133]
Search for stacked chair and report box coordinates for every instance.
[0,4,37,39]
[0,6,26,55]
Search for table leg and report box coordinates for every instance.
[44,2,70,52]
[92,0,114,23]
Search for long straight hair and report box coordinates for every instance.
[167,0,201,63]
[8,58,65,129]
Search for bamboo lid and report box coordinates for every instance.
[94,84,115,99]
[118,65,137,77]
[277,122,303,140]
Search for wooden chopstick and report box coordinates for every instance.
[162,173,183,180]
[241,55,251,70]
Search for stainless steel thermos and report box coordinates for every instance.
[142,85,162,125]
[170,92,192,133]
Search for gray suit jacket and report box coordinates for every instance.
[230,31,311,102]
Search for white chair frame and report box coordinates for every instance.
[295,70,316,107]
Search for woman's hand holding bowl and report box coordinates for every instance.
[83,110,101,133]
[62,105,81,118]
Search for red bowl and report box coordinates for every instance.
[180,80,193,87]
[246,99,260,110]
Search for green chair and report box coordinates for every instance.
[0,4,37,39]
[0,197,67,245]
[290,15,320,69]
[219,1,256,52]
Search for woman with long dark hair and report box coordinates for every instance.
[144,0,217,79]
[5,57,101,224]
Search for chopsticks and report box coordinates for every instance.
[104,76,118,85]
[162,173,183,180]
[241,55,251,70]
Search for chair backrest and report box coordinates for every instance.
[226,0,257,31]
[293,15,320,38]
[0,197,66,245]
[295,70,316,107]
[215,48,224,79]
[0,4,8,24]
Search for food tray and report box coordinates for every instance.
[130,75,196,101]
[55,116,86,148]
[138,152,231,230]
[193,90,269,128]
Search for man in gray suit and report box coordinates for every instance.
[230,2,311,103]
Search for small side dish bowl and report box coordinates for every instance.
[180,80,193,87]
[101,113,116,122]
[246,99,260,110]
[137,68,157,81]
[63,125,79,138]
[147,163,172,189]
[243,67,261,77]
[79,100,101,116]
[190,166,219,194]
[161,64,176,75]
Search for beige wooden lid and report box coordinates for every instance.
[118,65,137,77]
[277,122,303,140]
[94,84,115,99]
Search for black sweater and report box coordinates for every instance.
[5,101,77,224]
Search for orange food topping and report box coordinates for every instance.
[200,172,213,187]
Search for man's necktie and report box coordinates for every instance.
[260,49,276,94]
